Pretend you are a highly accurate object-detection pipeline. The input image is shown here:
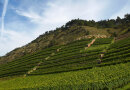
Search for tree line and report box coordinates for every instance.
[64,14,130,29]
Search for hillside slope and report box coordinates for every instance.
[0,26,117,64]
[0,14,130,90]
[0,37,129,89]
[1,14,130,64]
[0,37,129,78]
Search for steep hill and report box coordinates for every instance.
[0,26,118,64]
[0,37,129,78]
[0,37,129,89]
[0,14,130,64]
[0,14,130,89]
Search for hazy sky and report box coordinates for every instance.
[0,0,130,56]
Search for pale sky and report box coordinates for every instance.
[0,0,130,56]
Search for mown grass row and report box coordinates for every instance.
[0,46,60,69]
[31,37,129,76]
[92,38,113,46]
[109,37,130,49]
[0,45,63,78]
[0,62,129,90]
[29,38,113,75]
[102,37,130,65]
[0,39,92,78]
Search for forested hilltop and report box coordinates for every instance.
[65,14,130,28]
[0,14,130,64]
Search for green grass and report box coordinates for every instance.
[83,26,119,36]
[0,38,92,78]
[0,62,129,89]
[102,37,130,64]
[117,83,130,90]
[0,37,129,89]
[0,45,61,78]
[29,38,113,75]
[92,38,113,45]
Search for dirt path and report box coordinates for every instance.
[85,38,96,50]
[23,61,43,77]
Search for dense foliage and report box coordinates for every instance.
[0,37,129,89]
[64,14,130,29]
[0,62,129,89]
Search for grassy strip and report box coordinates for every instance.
[0,62,129,89]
